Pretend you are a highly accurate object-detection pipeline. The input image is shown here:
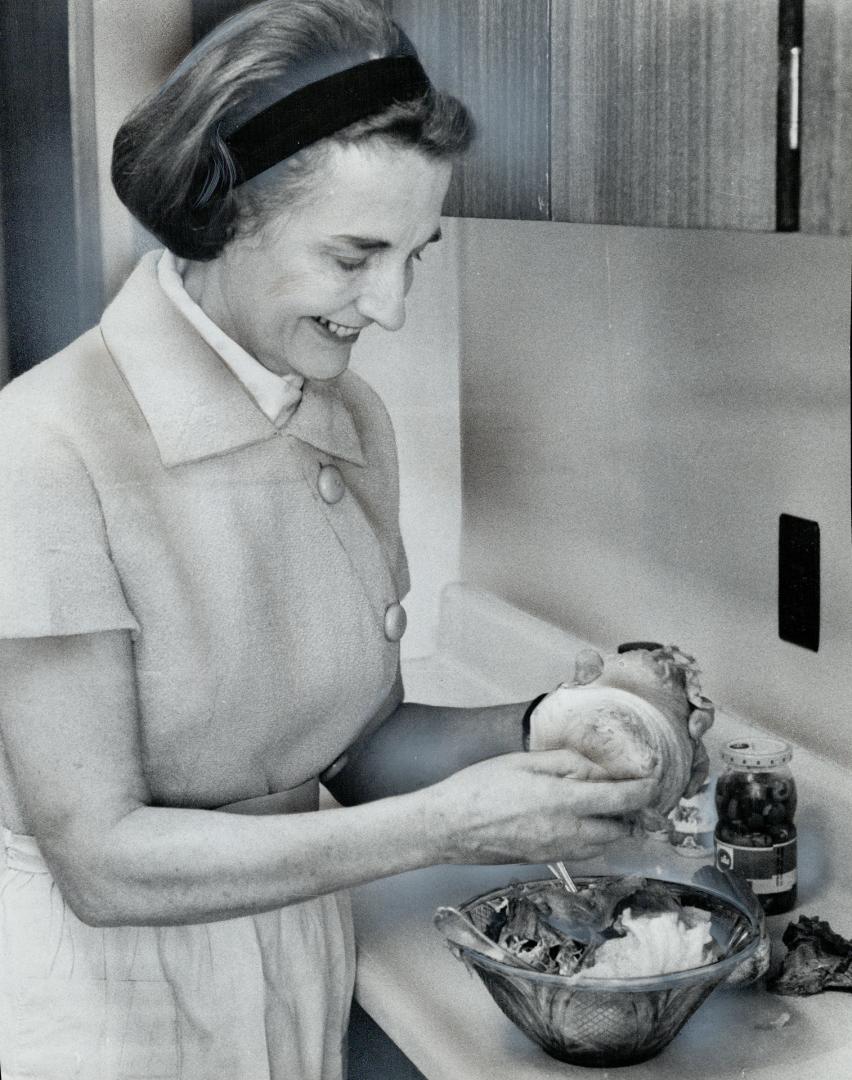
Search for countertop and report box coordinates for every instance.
[350,584,852,1079]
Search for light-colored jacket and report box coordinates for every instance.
[0,250,409,1078]
[0,249,409,813]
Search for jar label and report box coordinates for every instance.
[714,837,797,894]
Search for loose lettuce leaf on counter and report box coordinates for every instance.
[769,915,852,996]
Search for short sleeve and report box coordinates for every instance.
[0,404,140,638]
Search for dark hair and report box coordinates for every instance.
[111,0,473,260]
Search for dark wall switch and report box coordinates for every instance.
[778,514,820,651]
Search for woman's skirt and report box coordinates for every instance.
[0,828,355,1080]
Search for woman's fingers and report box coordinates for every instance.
[521,746,612,781]
[434,750,660,865]
[563,814,634,849]
[571,776,659,817]
[574,844,606,861]
[524,750,658,811]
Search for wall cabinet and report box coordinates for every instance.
[190,0,850,234]
[389,0,850,234]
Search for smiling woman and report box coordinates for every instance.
[0,2,667,1078]
[179,141,452,379]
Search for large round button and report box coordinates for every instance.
[383,602,407,642]
[317,464,345,504]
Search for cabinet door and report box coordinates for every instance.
[389,0,550,219]
[551,0,779,231]
[800,0,851,234]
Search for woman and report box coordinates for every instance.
[0,2,657,1077]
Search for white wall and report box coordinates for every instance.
[456,218,852,768]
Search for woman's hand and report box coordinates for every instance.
[423,749,658,866]
[527,644,716,816]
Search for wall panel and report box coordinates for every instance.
[551,0,778,230]
[390,0,551,219]
[0,1,92,375]
[799,0,852,235]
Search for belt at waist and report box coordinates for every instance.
[2,779,320,874]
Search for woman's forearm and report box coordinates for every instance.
[2,635,657,931]
[48,700,533,926]
[50,791,440,927]
[59,745,657,928]
[326,700,529,805]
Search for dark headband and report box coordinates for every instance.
[224,55,432,185]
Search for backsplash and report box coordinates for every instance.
[457,219,851,768]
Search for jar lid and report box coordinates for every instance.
[721,738,793,768]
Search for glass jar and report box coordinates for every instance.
[668,780,716,858]
[714,738,797,915]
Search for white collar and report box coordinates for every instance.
[157,249,303,425]
[101,252,366,469]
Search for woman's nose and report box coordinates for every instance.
[355,266,409,331]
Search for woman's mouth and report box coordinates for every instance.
[312,316,362,341]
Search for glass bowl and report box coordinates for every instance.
[449,874,763,1068]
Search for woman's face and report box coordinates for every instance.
[187,140,453,380]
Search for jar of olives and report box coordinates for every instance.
[714,739,797,915]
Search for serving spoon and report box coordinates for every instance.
[547,860,579,893]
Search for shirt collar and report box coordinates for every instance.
[156,249,304,425]
[100,251,365,469]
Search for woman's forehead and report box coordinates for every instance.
[284,142,451,241]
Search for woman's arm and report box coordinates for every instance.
[325,699,531,805]
[0,632,655,928]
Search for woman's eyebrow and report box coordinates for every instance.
[330,229,442,251]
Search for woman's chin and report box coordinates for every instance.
[299,351,354,381]
[291,325,358,380]
[268,343,355,382]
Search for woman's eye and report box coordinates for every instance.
[335,257,367,273]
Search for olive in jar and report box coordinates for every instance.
[714,739,797,915]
